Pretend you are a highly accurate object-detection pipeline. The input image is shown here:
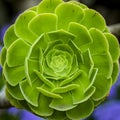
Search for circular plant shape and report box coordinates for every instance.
[0,0,120,120]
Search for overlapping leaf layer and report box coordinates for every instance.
[0,0,119,119]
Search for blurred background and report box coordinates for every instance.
[0,0,120,120]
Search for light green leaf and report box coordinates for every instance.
[89,28,109,55]
[66,100,94,119]
[35,70,55,88]
[93,75,112,100]
[80,49,94,75]
[37,85,62,99]
[68,1,88,9]
[29,13,57,36]
[92,52,113,78]
[49,92,77,111]
[47,29,75,43]
[20,79,42,106]
[4,63,25,86]
[52,84,79,93]
[15,10,38,44]
[7,39,30,67]
[80,9,106,31]
[104,33,120,62]
[68,22,93,51]
[25,58,39,85]
[60,70,82,86]
[27,34,48,60]
[4,25,18,48]
[55,2,84,30]
[7,83,24,100]
[111,61,119,84]
[72,83,95,104]
[28,94,53,116]
[0,47,6,67]
[48,111,66,120]
[6,90,23,109]
[37,0,63,13]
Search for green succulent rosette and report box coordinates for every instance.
[0,0,120,119]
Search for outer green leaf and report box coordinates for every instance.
[29,13,57,36]
[4,63,25,86]
[49,92,77,111]
[15,10,38,44]
[68,22,93,51]
[47,29,75,43]
[48,111,67,120]
[92,52,113,78]
[35,70,55,88]
[20,79,42,107]
[0,47,6,67]
[7,39,30,67]
[4,25,18,48]
[25,58,39,85]
[68,1,88,9]
[37,0,63,13]
[72,86,95,104]
[93,75,112,100]
[6,90,23,109]
[55,2,84,30]
[66,100,94,119]
[104,33,120,62]
[28,94,53,117]
[80,9,106,31]
[80,49,94,76]
[27,34,48,60]
[111,61,119,84]
[52,84,79,93]
[7,83,24,100]
[89,28,109,55]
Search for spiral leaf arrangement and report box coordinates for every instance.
[0,0,120,119]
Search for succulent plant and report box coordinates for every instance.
[0,0,120,119]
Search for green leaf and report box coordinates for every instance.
[35,70,55,88]
[20,79,42,106]
[7,83,24,100]
[92,52,113,78]
[52,84,79,93]
[48,111,66,120]
[37,85,62,99]
[66,100,94,119]
[89,28,109,55]
[68,1,88,9]
[4,63,25,86]
[80,49,94,76]
[0,47,6,67]
[25,58,39,85]
[68,22,92,51]
[4,25,18,48]
[37,0,63,13]
[7,39,30,67]
[15,10,38,44]
[6,90,23,109]
[49,92,77,111]
[28,94,53,116]
[72,83,95,104]
[47,29,75,43]
[28,34,48,60]
[104,33,120,62]
[55,2,84,30]
[111,61,119,84]
[60,70,82,86]
[80,9,106,31]
[93,75,112,100]
[29,13,57,36]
